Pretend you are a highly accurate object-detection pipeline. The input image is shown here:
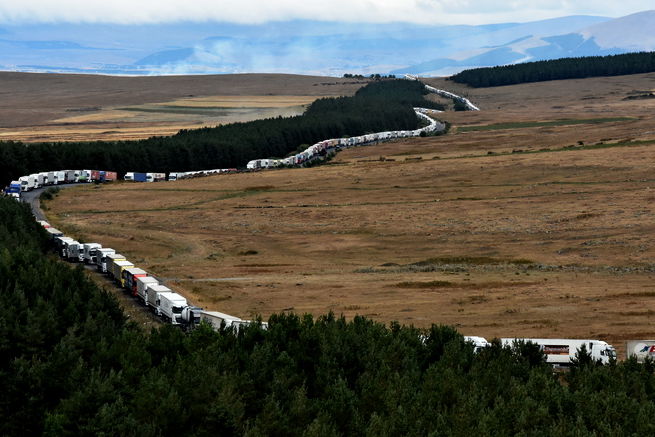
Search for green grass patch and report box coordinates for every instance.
[457,117,633,132]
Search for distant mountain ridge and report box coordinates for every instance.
[0,11,653,77]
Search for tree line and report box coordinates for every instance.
[450,51,655,88]
[2,196,655,436]
[0,79,444,187]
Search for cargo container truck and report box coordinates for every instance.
[5,181,21,198]
[95,248,116,273]
[56,236,74,258]
[464,336,491,353]
[46,227,63,241]
[168,172,186,181]
[65,240,84,262]
[20,175,36,191]
[112,260,134,288]
[29,173,43,189]
[64,170,75,183]
[123,267,148,296]
[198,311,244,330]
[157,292,188,324]
[37,173,48,186]
[105,253,126,278]
[136,276,159,304]
[89,170,101,182]
[98,171,116,182]
[146,173,165,182]
[38,220,50,228]
[146,284,172,309]
[626,340,655,363]
[501,338,617,366]
[83,243,102,264]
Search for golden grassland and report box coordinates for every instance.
[34,71,655,357]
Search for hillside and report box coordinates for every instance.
[43,71,655,354]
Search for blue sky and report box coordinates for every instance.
[0,1,652,26]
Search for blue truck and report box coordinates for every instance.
[5,181,21,199]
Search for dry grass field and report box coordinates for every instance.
[35,71,655,357]
[0,72,367,142]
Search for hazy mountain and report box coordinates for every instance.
[393,11,655,76]
[0,11,652,77]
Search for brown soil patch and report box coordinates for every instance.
[34,71,655,358]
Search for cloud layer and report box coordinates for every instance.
[0,1,652,25]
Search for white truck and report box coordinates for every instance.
[146,173,166,182]
[146,284,172,309]
[95,248,116,273]
[56,236,74,258]
[20,175,36,191]
[46,227,63,241]
[136,276,160,304]
[626,340,655,363]
[168,172,186,181]
[36,173,48,187]
[501,338,617,366]
[464,336,491,353]
[198,310,243,330]
[83,243,102,264]
[157,292,188,324]
[65,240,84,262]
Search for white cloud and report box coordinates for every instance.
[0,0,652,25]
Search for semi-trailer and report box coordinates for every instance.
[168,172,186,181]
[146,173,166,182]
[5,181,21,198]
[124,172,147,182]
[197,310,243,330]
[56,236,74,257]
[501,338,617,366]
[112,260,134,288]
[45,227,63,241]
[105,253,126,278]
[626,340,655,363]
[83,243,102,264]
[157,292,188,324]
[464,336,491,353]
[20,175,36,191]
[98,171,117,182]
[95,248,116,273]
[146,284,172,309]
[136,276,160,304]
[123,267,148,297]
[65,240,84,262]
[34,173,47,187]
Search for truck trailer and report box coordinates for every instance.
[5,181,21,199]
[112,260,134,288]
[136,276,160,304]
[626,340,655,363]
[65,240,84,262]
[146,284,172,309]
[95,248,116,273]
[157,292,188,324]
[123,267,148,296]
[501,338,617,366]
[83,243,102,264]
[105,253,126,278]
[146,173,166,182]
